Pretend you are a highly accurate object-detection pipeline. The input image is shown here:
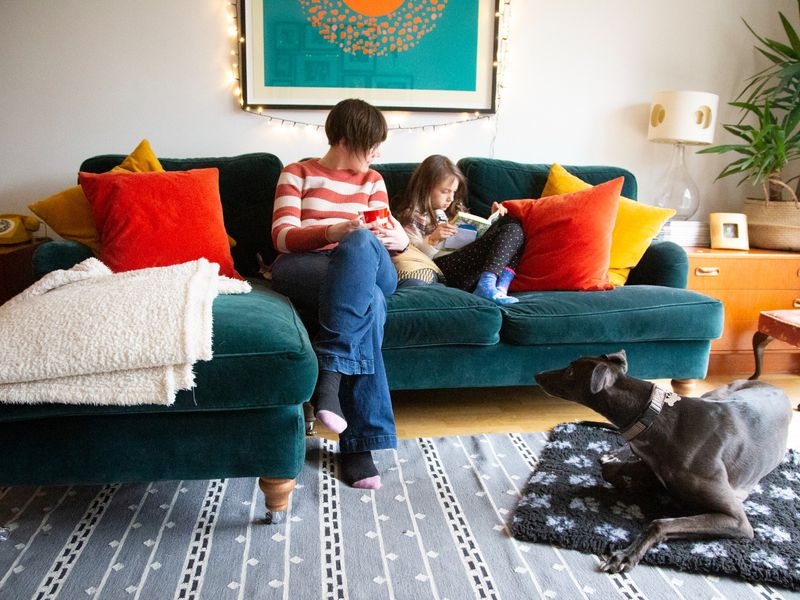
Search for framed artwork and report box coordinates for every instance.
[239,0,499,112]
[709,213,750,250]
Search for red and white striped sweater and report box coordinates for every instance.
[271,159,391,253]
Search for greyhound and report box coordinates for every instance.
[534,349,792,573]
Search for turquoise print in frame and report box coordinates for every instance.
[239,0,499,112]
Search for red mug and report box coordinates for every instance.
[359,206,390,229]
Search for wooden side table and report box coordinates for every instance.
[0,237,51,305]
[686,247,800,375]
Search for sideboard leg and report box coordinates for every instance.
[671,378,697,395]
[749,331,773,380]
[258,477,296,524]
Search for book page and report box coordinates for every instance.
[443,225,478,249]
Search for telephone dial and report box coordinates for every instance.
[0,214,41,245]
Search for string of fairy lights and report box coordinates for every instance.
[223,0,512,133]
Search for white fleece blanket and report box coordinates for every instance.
[0,258,250,406]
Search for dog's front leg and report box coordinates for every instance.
[600,510,754,573]
[600,447,661,491]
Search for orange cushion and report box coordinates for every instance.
[503,177,623,291]
[28,139,164,254]
[79,168,241,279]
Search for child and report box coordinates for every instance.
[392,155,524,304]
[270,98,409,490]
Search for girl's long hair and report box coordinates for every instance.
[393,155,467,227]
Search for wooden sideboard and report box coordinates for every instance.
[686,247,800,375]
[0,237,50,305]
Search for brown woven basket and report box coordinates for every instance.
[742,198,800,251]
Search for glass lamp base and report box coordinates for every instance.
[654,143,700,220]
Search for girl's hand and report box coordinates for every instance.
[491,202,507,217]
[326,218,364,242]
[427,223,458,245]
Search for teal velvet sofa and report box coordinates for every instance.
[0,152,723,521]
[379,158,724,392]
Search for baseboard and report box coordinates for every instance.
[707,350,800,376]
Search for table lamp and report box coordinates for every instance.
[647,90,719,219]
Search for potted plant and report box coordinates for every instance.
[699,2,800,250]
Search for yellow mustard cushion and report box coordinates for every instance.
[28,139,164,254]
[541,164,675,285]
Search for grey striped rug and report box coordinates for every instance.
[1,432,798,600]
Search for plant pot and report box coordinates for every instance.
[742,198,800,251]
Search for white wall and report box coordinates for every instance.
[1,0,794,220]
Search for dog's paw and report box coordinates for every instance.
[600,550,637,573]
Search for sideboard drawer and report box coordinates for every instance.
[688,254,800,290]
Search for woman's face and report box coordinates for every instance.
[429,176,459,211]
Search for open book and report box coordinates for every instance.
[443,211,501,249]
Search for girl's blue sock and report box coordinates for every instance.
[473,271,519,305]
[496,267,516,295]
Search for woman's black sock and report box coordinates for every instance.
[312,370,347,433]
[340,451,381,489]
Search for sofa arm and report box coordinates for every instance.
[625,241,688,288]
[32,240,94,280]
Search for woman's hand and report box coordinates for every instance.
[427,223,458,245]
[490,202,508,217]
[325,218,364,242]
[373,219,410,252]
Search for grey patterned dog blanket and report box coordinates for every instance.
[511,422,800,591]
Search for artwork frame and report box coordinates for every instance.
[238,0,499,112]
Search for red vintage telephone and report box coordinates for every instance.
[0,214,41,245]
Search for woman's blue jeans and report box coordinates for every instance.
[271,229,397,453]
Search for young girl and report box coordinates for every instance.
[270,99,408,490]
[393,155,524,304]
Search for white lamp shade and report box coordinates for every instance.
[647,90,719,145]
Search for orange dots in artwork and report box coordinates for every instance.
[298,0,449,56]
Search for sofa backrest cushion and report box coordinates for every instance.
[367,162,420,206]
[456,158,637,218]
[80,153,283,277]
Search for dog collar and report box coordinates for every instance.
[619,385,680,441]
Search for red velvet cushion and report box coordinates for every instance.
[79,168,240,278]
[503,177,623,291]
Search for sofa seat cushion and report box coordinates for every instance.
[0,283,316,423]
[500,285,723,345]
[384,285,502,349]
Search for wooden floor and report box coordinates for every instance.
[315,373,800,448]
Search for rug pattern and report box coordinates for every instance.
[1,432,798,599]
[512,422,800,592]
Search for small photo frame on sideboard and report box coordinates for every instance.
[709,212,749,250]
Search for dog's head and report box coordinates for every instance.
[534,350,628,409]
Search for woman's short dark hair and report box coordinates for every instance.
[325,98,388,157]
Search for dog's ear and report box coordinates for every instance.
[590,363,615,394]
[605,349,628,374]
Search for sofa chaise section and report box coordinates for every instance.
[0,153,318,522]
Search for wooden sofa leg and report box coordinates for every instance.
[671,378,697,395]
[258,477,296,524]
[303,401,316,436]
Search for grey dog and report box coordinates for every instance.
[534,349,792,573]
